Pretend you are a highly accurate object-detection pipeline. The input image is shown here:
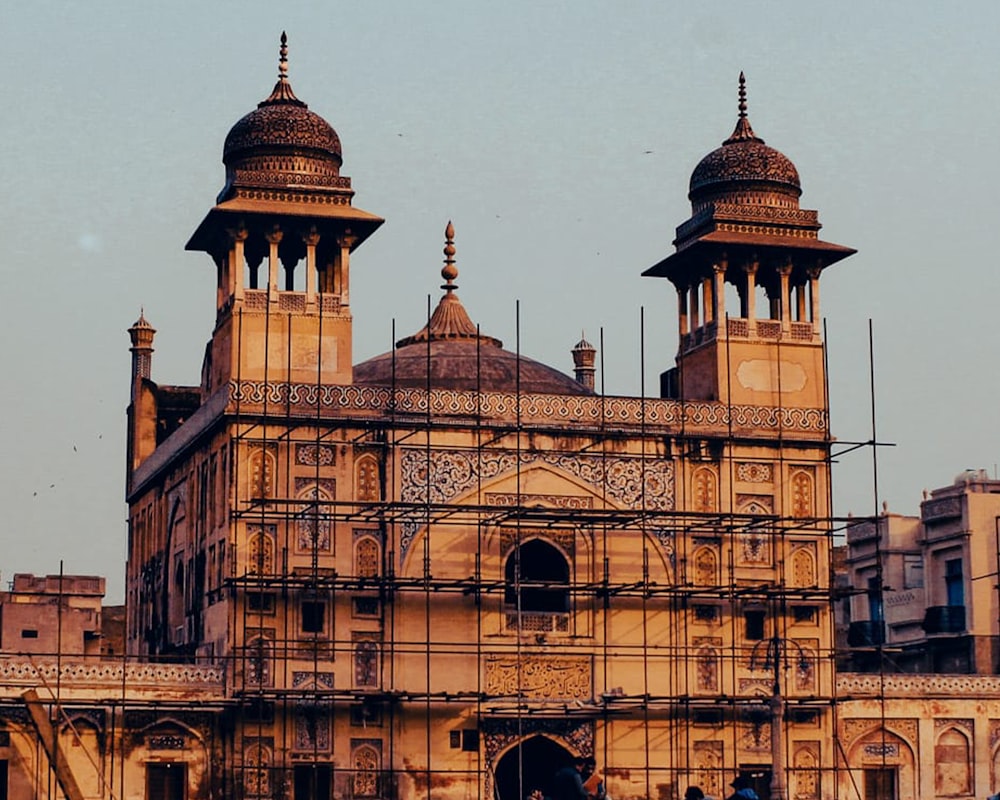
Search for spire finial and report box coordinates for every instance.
[279,32,289,81]
[260,32,303,106]
[441,221,458,293]
[723,71,762,145]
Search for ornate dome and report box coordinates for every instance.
[688,73,801,208]
[217,34,347,203]
[354,223,591,396]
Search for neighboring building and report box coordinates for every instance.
[0,574,106,657]
[843,469,1000,674]
[7,35,1000,800]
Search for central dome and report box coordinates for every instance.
[354,223,591,396]
[688,73,801,209]
[217,33,348,203]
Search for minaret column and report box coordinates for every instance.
[777,260,793,331]
[744,260,759,327]
[229,226,248,303]
[713,260,727,333]
[676,284,689,346]
[702,275,714,325]
[807,265,822,332]
[266,226,283,300]
[689,280,700,332]
[335,234,356,306]
[303,227,320,304]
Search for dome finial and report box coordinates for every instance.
[279,32,289,81]
[724,71,761,145]
[441,220,458,293]
[260,32,303,106]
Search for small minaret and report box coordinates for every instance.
[571,333,596,391]
[126,310,158,485]
[128,311,156,403]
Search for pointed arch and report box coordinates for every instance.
[790,546,817,587]
[695,644,720,692]
[244,742,273,797]
[296,482,332,552]
[246,526,276,575]
[791,469,814,518]
[693,546,719,586]
[356,454,380,502]
[355,535,381,578]
[692,467,718,513]
[935,725,972,796]
[352,742,381,797]
[249,447,276,500]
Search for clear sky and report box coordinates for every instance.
[3,1,999,603]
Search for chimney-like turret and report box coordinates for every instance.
[571,334,596,391]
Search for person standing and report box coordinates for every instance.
[551,757,589,800]
[725,776,759,800]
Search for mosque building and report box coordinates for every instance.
[3,34,999,800]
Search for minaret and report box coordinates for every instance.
[126,311,157,485]
[185,34,383,395]
[643,73,855,407]
[127,310,155,402]
[571,333,596,391]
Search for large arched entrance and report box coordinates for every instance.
[494,735,574,800]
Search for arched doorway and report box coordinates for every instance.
[494,735,574,800]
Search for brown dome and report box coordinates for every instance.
[354,340,592,395]
[217,34,348,203]
[223,102,342,165]
[688,73,801,208]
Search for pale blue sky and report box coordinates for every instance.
[3,1,998,602]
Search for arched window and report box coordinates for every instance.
[791,470,814,518]
[245,743,272,797]
[354,640,379,687]
[249,448,275,500]
[352,744,380,797]
[296,484,332,552]
[791,547,816,587]
[246,637,272,686]
[692,467,718,513]
[247,528,276,575]
[694,546,719,586]
[504,539,570,613]
[355,537,381,578]
[356,455,380,502]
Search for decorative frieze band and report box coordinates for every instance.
[229,381,828,436]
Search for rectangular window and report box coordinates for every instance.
[903,555,924,589]
[147,763,186,800]
[294,764,332,800]
[945,558,964,607]
[863,767,896,800]
[449,731,461,749]
[744,610,766,641]
[353,597,380,618]
[302,601,326,634]
[247,593,275,614]
[792,606,817,624]
[0,760,7,800]
[867,577,884,623]
[461,729,479,752]
[21,630,38,639]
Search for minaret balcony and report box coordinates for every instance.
[681,317,818,353]
[233,289,342,316]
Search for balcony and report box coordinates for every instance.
[847,620,886,647]
[922,605,966,634]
